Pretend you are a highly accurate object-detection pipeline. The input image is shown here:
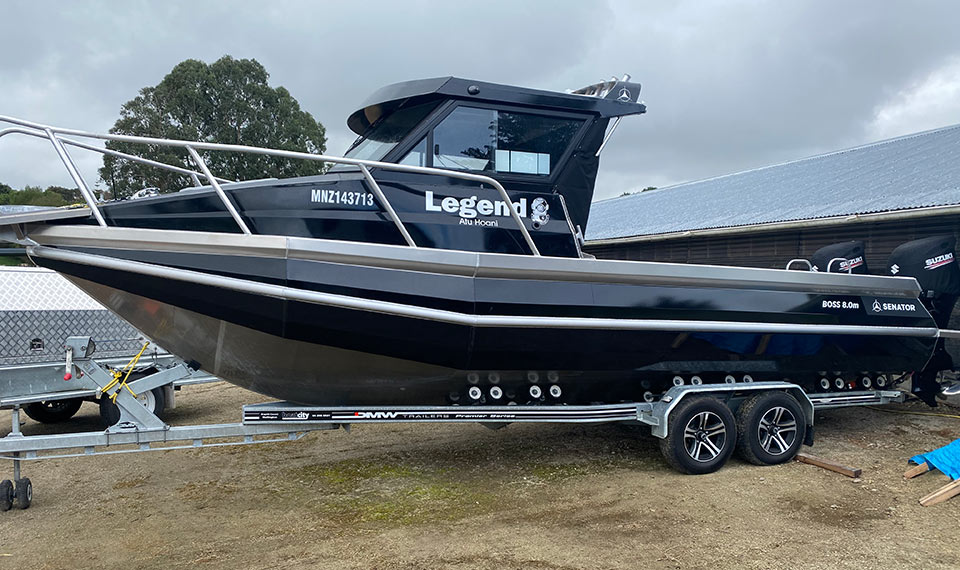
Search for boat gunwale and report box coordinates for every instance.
[20,224,926,297]
[27,243,939,340]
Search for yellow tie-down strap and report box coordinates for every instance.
[101,342,150,403]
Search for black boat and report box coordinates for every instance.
[0,76,945,407]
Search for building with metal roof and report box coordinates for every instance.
[587,122,960,242]
[584,122,960,271]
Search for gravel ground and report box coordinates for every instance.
[0,382,958,570]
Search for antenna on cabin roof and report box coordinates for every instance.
[569,74,633,100]
[567,74,641,157]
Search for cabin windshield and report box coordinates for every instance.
[403,106,584,176]
[342,101,440,163]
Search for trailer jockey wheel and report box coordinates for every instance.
[23,398,83,424]
[13,478,31,510]
[0,480,12,512]
[659,396,736,475]
[735,392,806,466]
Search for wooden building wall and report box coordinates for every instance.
[584,213,960,273]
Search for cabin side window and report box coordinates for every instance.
[398,137,428,167]
[407,106,583,175]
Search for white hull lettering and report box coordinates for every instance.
[425,190,527,220]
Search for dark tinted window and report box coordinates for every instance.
[495,112,583,175]
[433,107,496,171]
[425,106,582,175]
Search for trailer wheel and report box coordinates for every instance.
[659,397,736,474]
[0,480,12,512]
[735,392,805,466]
[23,398,84,424]
[99,386,166,427]
[13,478,31,510]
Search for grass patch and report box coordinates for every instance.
[289,459,495,526]
[0,256,26,266]
[294,460,417,490]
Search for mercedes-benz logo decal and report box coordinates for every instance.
[617,87,632,102]
[872,300,882,312]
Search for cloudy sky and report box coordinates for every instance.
[2,0,960,201]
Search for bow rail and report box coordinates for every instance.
[0,115,541,255]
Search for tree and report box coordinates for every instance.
[99,56,327,198]
[0,185,70,207]
[45,185,83,203]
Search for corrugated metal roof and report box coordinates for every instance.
[586,123,960,241]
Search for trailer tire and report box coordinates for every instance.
[99,386,166,427]
[735,391,805,466]
[0,480,12,512]
[13,478,31,510]
[23,398,83,424]
[659,396,736,475]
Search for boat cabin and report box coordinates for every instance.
[83,77,646,258]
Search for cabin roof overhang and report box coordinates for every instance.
[347,76,646,136]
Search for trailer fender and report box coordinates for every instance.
[649,381,814,442]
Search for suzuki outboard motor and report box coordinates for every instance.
[887,236,960,405]
[811,241,868,274]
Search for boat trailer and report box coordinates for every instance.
[0,336,909,511]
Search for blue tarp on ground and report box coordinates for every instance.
[911,438,960,480]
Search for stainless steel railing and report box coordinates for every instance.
[0,115,541,255]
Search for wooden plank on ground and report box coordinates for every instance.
[795,452,862,478]
[919,479,960,507]
[904,462,931,479]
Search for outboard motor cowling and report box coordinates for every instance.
[887,236,960,405]
[810,241,868,274]
[887,236,960,327]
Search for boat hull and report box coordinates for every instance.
[24,225,939,405]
